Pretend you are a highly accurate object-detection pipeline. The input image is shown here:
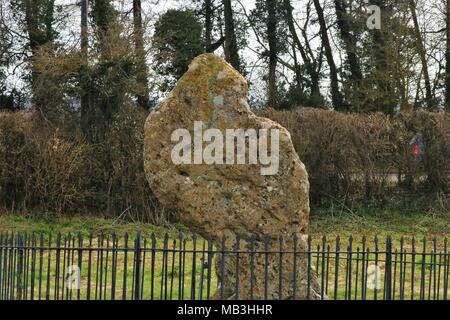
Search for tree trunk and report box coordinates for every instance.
[372,0,395,116]
[133,0,150,110]
[24,0,39,88]
[90,0,120,141]
[81,0,88,57]
[223,0,241,72]
[283,0,320,99]
[446,0,450,111]
[80,0,91,135]
[334,0,362,87]
[266,0,278,107]
[205,0,225,53]
[409,0,433,109]
[23,0,55,111]
[205,0,213,51]
[373,27,393,116]
[313,0,344,110]
[291,42,302,87]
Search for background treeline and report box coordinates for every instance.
[0,0,449,219]
[2,0,450,114]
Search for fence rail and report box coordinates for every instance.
[0,232,449,300]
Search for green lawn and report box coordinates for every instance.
[1,204,449,239]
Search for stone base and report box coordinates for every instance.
[212,236,324,300]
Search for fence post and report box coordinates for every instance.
[385,236,392,300]
[0,232,3,300]
[206,235,213,300]
[307,235,312,300]
[234,233,240,300]
[16,234,24,301]
[444,238,448,301]
[133,233,142,300]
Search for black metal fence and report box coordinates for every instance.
[0,232,449,300]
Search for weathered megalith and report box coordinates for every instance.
[144,53,322,300]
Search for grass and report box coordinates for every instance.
[1,229,448,301]
[0,212,188,238]
[310,196,450,245]
[6,239,214,301]
[1,199,449,239]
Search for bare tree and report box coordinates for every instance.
[80,0,90,133]
[201,0,225,53]
[81,0,88,58]
[223,0,242,72]
[335,0,362,80]
[266,0,277,107]
[205,0,213,51]
[133,0,150,109]
[21,0,56,110]
[371,0,395,116]
[313,0,344,110]
[334,0,363,106]
[446,0,450,111]
[409,0,433,109]
[283,0,320,99]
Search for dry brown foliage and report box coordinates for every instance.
[0,110,168,223]
[260,108,449,204]
[0,108,448,216]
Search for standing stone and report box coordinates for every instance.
[144,53,322,299]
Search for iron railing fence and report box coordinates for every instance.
[0,232,449,301]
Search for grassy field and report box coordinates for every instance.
[1,203,449,239]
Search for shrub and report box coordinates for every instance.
[0,111,94,214]
[0,109,170,223]
[0,112,34,210]
[0,108,447,217]
[26,129,94,214]
[260,108,449,205]
[92,104,168,223]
